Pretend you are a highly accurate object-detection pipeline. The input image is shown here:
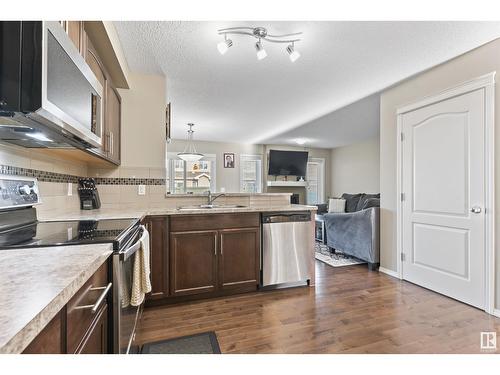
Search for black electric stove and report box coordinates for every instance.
[0,215,139,250]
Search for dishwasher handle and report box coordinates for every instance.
[262,212,311,224]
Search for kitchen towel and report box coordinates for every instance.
[131,229,152,306]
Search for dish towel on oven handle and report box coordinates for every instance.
[130,229,152,306]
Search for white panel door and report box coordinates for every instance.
[401,88,485,309]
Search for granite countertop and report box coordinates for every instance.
[0,244,113,354]
[39,204,317,221]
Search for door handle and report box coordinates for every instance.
[471,206,482,214]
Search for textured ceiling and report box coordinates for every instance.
[265,93,380,148]
[114,21,500,147]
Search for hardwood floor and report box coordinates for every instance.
[136,261,500,353]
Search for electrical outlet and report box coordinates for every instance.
[67,182,72,196]
[138,185,146,195]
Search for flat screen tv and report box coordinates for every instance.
[268,150,309,176]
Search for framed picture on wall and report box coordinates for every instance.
[223,153,235,168]
[165,102,171,143]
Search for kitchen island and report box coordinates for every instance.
[0,244,112,354]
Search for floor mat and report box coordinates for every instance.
[141,331,221,354]
[315,242,366,267]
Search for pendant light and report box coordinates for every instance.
[177,123,204,162]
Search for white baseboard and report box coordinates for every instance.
[493,309,500,318]
[379,267,400,279]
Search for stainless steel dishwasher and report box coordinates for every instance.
[261,212,313,287]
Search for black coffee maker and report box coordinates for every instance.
[78,178,101,210]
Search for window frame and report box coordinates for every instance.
[239,154,263,193]
[166,152,217,194]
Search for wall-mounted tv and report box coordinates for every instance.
[268,150,309,176]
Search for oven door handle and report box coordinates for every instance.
[120,225,148,261]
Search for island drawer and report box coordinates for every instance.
[66,261,109,353]
[170,213,260,232]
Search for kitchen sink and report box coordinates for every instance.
[177,204,248,211]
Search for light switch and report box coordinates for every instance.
[138,185,146,195]
[67,182,72,196]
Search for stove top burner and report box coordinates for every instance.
[0,218,139,250]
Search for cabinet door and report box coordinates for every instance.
[23,311,64,354]
[170,230,218,296]
[60,21,84,54]
[145,216,169,300]
[75,305,108,354]
[219,228,260,291]
[106,83,121,163]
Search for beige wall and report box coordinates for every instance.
[380,38,500,308]
[119,73,167,170]
[167,140,263,193]
[330,137,380,197]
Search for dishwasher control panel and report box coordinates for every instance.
[261,212,311,224]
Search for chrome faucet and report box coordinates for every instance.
[206,190,225,206]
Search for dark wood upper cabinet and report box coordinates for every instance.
[84,30,121,165]
[170,230,218,297]
[144,216,169,300]
[105,83,121,164]
[60,21,85,55]
[219,227,260,291]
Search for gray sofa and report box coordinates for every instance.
[323,193,380,270]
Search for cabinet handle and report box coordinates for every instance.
[74,282,112,314]
[110,132,113,155]
[214,235,217,256]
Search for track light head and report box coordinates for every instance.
[217,37,233,55]
[255,40,267,60]
[286,44,301,62]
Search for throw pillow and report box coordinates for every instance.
[341,193,363,212]
[356,193,381,211]
[361,197,380,210]
[328,198,346,213]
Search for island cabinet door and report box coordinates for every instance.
[169,230,218,296]
[218,227,260,292]
[144,216,169,300]
[75,304,108,354]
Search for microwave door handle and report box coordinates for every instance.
[121,225,147,261]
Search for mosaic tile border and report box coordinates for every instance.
[0,165,79,183]
[0,165,166,185]
[93,177,165,185]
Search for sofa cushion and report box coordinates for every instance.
[355,193,381,211]
[315,204,328,214]
[361,197,380,210]
[341,193,363,212]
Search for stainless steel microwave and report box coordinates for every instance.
[0,21,103,149]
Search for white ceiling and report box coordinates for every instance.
[265,93,380,148]
[114,21,500,148]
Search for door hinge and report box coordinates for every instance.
[400,132,404,141]
[400,192,405,202]
[401,252,405,262]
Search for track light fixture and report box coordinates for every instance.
[255,39,267,60]
[217,26,302,62]
[217,35,233,55]
[286,42,301,62]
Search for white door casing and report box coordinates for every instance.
[396,73,495,312]
[306,158,325,204]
